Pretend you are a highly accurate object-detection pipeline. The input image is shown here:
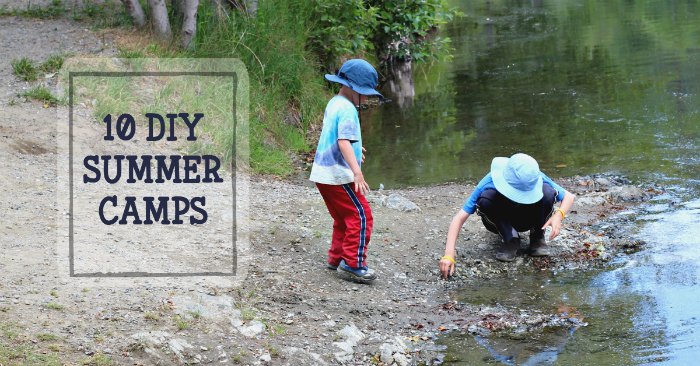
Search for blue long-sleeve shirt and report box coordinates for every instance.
[462,173,568,214]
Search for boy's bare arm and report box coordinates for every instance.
[338,139,369,195]
[440,209,470,279]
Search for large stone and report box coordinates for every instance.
[385,194,421,212]
[575,192,610,207]
[609,186,648,202]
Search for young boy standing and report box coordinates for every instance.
[310,59,382,284]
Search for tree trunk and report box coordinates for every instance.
[121,0,146,27]
[181,0,199,49]
[148,0,172,41]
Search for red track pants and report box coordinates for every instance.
[316,183,373,269]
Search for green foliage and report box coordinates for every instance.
[309,0,459,67]
[11,58,38,81]
[369,0,458,62]
[178,0,457,175]
[309,0,378,68]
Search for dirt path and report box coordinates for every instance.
[0,14,656,366]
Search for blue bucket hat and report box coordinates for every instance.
[325,59,383,98]
[491,153,544,204]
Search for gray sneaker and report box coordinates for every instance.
[336,260,376,284]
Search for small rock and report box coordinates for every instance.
[394,353,410,366]
[333,324,365,363]
[379,343,394,364]
[385,194,421,212]
[237,320,265,338]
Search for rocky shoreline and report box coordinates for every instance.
[231,173,658,365]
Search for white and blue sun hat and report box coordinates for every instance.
[491,153,544,204]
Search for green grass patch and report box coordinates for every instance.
[0,342,63,365]
[21,86,60,105]
[0,324,63,366]
[0,324,19,340]
[0,0,130,28]
[269,323,285,337]
[174,315,189,330]
[0,0,65,19]
[81,353,113,366]
[11,57,38,81]
[43,302,64,311]
[71,1,131,28]
[40,55,64,73]
[117,47,145,59]
[240,308,257,321]
[36,333,60,342]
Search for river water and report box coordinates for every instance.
[363,0,700,364]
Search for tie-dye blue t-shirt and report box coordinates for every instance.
[309,96,362,185]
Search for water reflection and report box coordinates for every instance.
[363,0,700,189]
